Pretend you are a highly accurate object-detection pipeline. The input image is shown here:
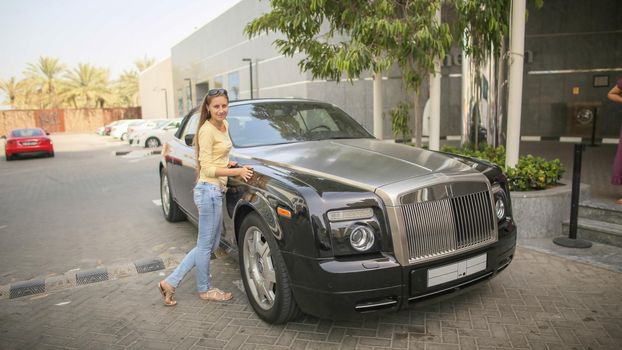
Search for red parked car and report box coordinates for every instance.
[4,128,54,161]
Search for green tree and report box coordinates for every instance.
[24,56,66,108]
[245,0,543,142]
[245,0,450,89]
[60,63,113,108]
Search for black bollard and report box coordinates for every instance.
[553,143,592,248]
[590,107,598,147]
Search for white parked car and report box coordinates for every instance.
[128,119,169,145]
[132,118,182,148]
[110,119,143,141]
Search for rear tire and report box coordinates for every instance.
[48,151,55,157]
[5,153,13,161]
[160,168,186,222]
[146,137,160,148]
[239,213,301,324]
[121,133,128,141]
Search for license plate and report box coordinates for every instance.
[22,141,37,146]
[427,253,487,287]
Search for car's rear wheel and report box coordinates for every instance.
[239,213,301,324]
[48,151,54,157]
[5,153,13,161]
[121,133,128,141]
[146,137,160,148]
[160,168,186,222]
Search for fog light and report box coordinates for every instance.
[348,225,375,252]
[495,197,505,220]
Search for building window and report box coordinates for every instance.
[214,76,224,89]
[177,89,184,117]
[228,72,240,101]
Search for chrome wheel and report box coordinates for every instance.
[243,225,276,310]
[146,137,160,148]
[161,173,171,216]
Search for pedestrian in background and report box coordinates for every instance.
[158,88,253,306]
[607,78,622,204]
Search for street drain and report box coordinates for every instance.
[134,258,165,273]
[76,268,109,285]
[10,279,45,299]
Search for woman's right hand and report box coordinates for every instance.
[237,166,254,182]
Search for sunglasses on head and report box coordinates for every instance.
[207,88,228,96]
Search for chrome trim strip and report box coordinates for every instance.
[354,299,398,311]
[528,67,622,75]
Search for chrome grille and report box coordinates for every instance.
[401,190,496,262]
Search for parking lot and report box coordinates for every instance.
[0,134,621,349]
[0,133,197,286]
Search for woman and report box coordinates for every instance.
[158,88,253,306]
[607,78,622,204]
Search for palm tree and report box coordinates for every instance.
[24,56,66,108]
[60,63,113,108]
[115,70,139,107]
[134,56,155,72]
[0,77,21,108]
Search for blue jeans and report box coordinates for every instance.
[165,182,223,292]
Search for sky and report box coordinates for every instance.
[0,0,240,101]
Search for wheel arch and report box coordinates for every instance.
[233,193,283,246]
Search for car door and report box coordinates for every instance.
[169,114,199,220]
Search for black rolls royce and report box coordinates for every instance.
[159,99,516,324]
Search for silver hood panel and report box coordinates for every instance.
[233,139,477,194]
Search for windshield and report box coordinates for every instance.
[227,102,373,147]
[12,129,43,137]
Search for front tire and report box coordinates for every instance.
[146,137,160,148]
[239,213,301,324]
[160,168,186,222]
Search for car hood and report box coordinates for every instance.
[233,139,478,191]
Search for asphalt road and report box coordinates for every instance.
[0,133,197,285]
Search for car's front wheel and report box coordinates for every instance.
[160,168,186,222]
[146,137,160,148]
[239,213,301,324]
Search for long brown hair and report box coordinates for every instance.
[195,89,229,179]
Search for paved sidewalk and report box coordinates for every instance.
[1,247,621,350]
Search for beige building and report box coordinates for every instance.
[139,57,175,119]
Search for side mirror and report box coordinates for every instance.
[184,134,195,146]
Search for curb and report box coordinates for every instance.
[0,253,185,300]
[114,149,161,157]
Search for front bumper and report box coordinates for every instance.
[284,224,516,320]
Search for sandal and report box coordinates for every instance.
[199,288,233,301]
[158,281,177,306]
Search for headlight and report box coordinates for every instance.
[495,197,505,220]
[348,224,375,252]
[492,183,509,221]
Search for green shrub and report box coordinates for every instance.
[390,102,411,142]
[440,145,565,191]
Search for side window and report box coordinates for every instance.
[180,114,199,141]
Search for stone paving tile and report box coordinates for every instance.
[1,247,622,350]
